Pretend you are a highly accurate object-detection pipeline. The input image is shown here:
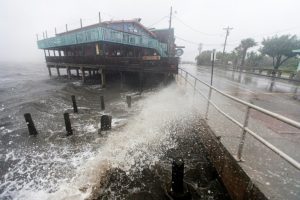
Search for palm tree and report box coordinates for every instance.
[238,38,257,67]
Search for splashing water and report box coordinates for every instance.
[1,75,203,200]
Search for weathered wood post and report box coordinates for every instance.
[126,95,131,108]
[76,69,80,77]
[100,95,105,110]
[71,95,78,113]
[120,72,124,89]
[64,113,73,136]
[100,69,106,88]
[67,67,71,79]
[101,115,112,131]
[81,67,85,83]
[47,66,52,77]
[88,70,92,78]
[56,66,61,77]
[24,113,38,135]
[139,71,143,92]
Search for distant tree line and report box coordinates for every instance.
[195,34,300,71]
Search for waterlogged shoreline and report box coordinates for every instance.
[0,64,228,200]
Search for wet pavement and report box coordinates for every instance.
[179,64,300,200]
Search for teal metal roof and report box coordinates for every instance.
[37,26,168,57]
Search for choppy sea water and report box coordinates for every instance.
[0,62,228,200]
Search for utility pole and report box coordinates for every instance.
[168,6,173,57]
[169,6,173,30]
[222,26,233,66]
[198,43,203,55]
[222,26,233,54]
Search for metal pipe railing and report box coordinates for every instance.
[177,67,300,170]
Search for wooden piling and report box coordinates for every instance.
[126,95,131,108]
[101,115,111,131]
[100,69,106,88]
[139,71,143,92]
[76,69,80,77]
[171,158,184,194]
[71,95,78,113]
[64,113,73,136]
[120,72,124,89]
[47,66,52,77]
[81,67,85,82]
[67,67,71,79]
[100,95,105,110]
[56,66,61,77]
[24,113,38,135]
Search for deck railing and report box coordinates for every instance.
[177,67,300,170]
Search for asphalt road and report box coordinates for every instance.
[179,64,300,200]
[181,64,300,123]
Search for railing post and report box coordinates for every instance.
[185,71,188,87]
[193,78,197,97]
[237,106,251,161]
[205,87,212,119]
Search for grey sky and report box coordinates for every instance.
[0,0,299,62]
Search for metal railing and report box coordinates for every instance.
[177,67,300,170]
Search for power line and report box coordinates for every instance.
[175,35,224,46]
[173,16,221,37]
[146,15,169,28]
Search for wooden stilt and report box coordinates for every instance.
[47,66,52,77]
[100,69,106,88]
[81,67,85,83]
[139,71,143,92]
[56,66,60,77]
[120,72,124,89]
[67,67,71,79]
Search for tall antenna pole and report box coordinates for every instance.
[99,12,102,23]
[222,26,233,54]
